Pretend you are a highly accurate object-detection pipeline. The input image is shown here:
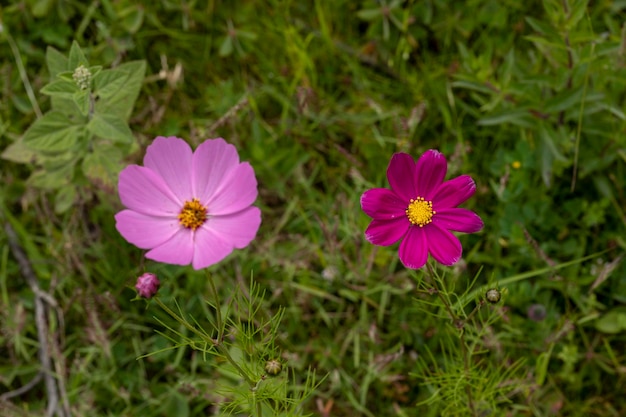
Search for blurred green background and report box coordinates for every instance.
[1,0,625,416]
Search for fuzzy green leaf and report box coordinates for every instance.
[81,145,124,190]
[73,90,91,116]
[23,111,83,153]
[1,138,37,163]
[68,41,89,70]
[40,78,79,98]
[87,113,134,144]
[46,46,69,78]
[94,61,146,121]
[93,69,129,99]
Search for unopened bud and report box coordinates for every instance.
[135,273,160,298]
[264,359,282,377]
[72,65,92,90]
[485,288,501,304]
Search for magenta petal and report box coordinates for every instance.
[387,153,418,202]
[426,224,462,266]
[143,137,194,202]
[192,138,240,202]
[398,227,429,269]
[433,208,484,233]
[364,217,408,246]
[360,188,407,220]
[115,210,179,249]
[118,165,181,215]
[207,163,258,215]
[145,229,194,266]
[433,175,476,209]
[415,150,447,199]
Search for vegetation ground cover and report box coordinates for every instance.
[1,1,625,416]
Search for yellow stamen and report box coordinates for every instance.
[406,197,435,227]
[178,198,207,230]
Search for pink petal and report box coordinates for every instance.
[415,150,447,200]
[143,137,194,203]
[115,210,180,249]
[204,206,261,248]
[433,175,476,209]
[398,226,429,269]
[145,228,195,266]
[118,165,181,215]
[191,207,261,269]
[192,138,241,203]
[191,229,234,270]
[433,208,484,233]
[360,188,407,220]
[206,163,258,215]
[426,224,462,266]
[364,217,408,246]
[387,153,418,202]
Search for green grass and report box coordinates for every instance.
[1,0,626,416]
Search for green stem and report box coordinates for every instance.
[206,272,224,342]
[425,262,477,416]
[6,30,42,118]
[205,272,261,416]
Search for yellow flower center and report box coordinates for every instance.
[178,198,207,230]
[406,197,435,227]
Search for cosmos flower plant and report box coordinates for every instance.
[115,136,261,270]
[360,150,483,269]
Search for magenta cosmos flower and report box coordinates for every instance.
[115,136,261,270]
[360,150,483,269]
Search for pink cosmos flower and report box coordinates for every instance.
[115,136,261,270]
[360,150,483,269]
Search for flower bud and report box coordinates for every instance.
[135,273,160,298]
[264,359,282,377]
[485,288,501,304]
[72,65,92,90]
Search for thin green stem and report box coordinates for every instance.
[206,271,224,342]
[5,30,42,118]
[205,272,261,416]
[425,262,477,416]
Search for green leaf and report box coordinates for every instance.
[46,46,68,78]
[543,87,584,113]
[73,90,91,116]
[87,113,134,144]
[27,157,76,189]
[357,8,382,20]
[219,36,233,57]
[31,0,54,18]
[93,69,129,99]
[120,5,145,33]
[54,186,78,214]
[94,61,146,121]
[23,111,83,153]
[595,308,626,334]
[477,108,536,128]
[1,138,37,163]
[68,41,88,70]
[567,0,589,30]
[40,78,79,98]
[81,145,124,189]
